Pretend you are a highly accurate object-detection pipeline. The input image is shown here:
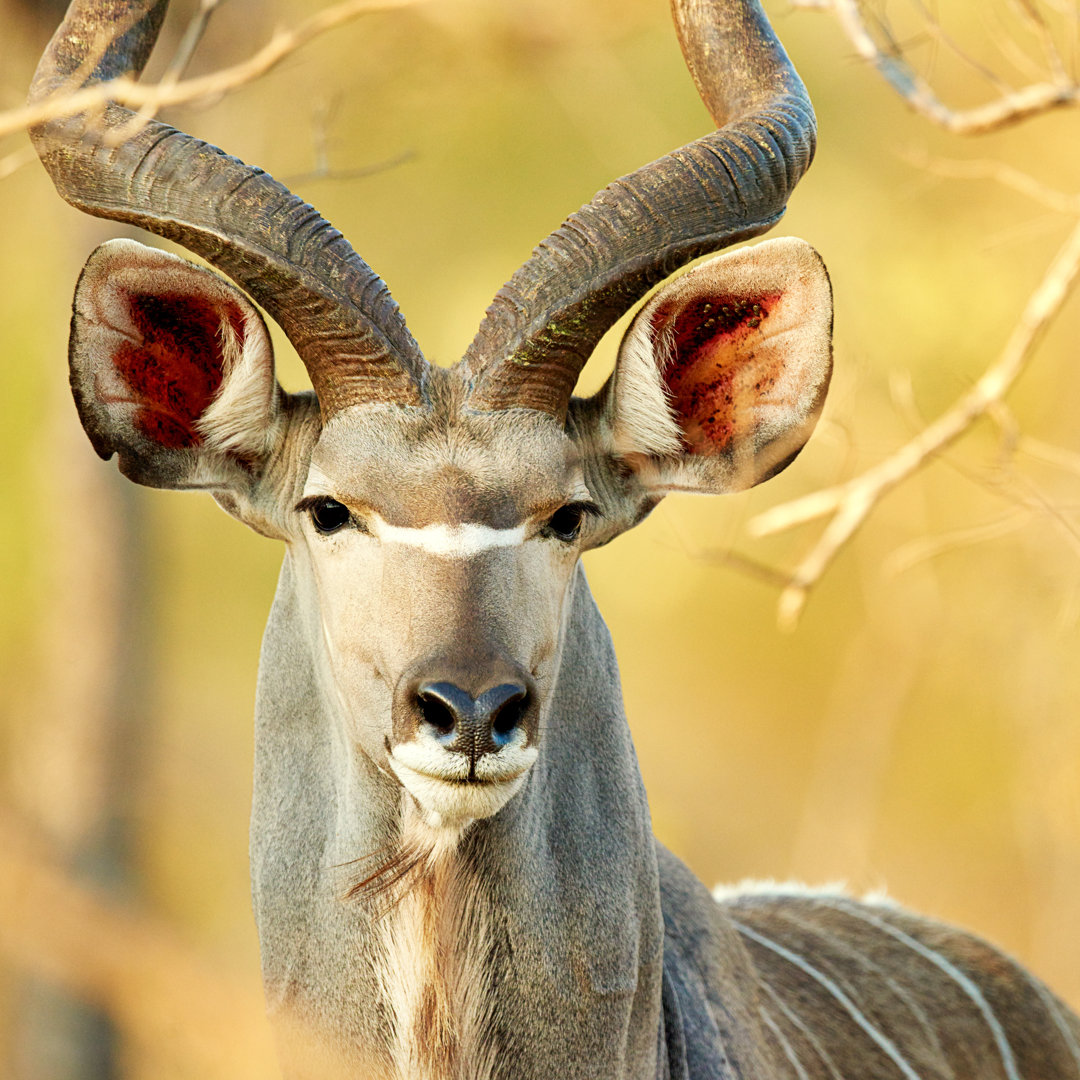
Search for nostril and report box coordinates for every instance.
[409,678,532,755]
[417,690,457,736]
[489,688,529,740]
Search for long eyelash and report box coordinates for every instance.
[569,500,602,519]
[295,494,333,514]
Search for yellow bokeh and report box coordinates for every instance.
[1,0,1079,1075]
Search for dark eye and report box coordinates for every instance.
[544,503,593,543]
[309,497,352,535]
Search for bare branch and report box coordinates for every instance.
[991,7,1058,84]
[1,0,422,142]
[279,93,416,186]
[116,0,228,137]
[282,149,416,187]
[911,0,1014,96]
[700,549,794,590]
[0,145,36,182]
[1007,0,1069,83]
[750,213,1080,629]
[902,150,1080,214]
[1018,433,1080,476]
[883,508,1032,576]
[998,469,1080,553]
[164,0,228,84]
[795,0,1080,133]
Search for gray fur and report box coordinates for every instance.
[62,239,1080,1079]
[36,0,1079,1070]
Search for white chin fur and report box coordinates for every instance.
[388,736,537,827]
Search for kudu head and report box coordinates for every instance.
[31,0,832,832]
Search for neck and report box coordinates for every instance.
[250,554,665,1079]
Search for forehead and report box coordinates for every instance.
[307,398,581,528]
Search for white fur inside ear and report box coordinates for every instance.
[605,236,832,492]
[74,238,278,460]
[610,319,683,458]
[196,307,276,456]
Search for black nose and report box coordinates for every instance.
[414,680,531,762]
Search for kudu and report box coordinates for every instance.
[29,0,1080,1077]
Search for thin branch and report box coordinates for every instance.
[902,150,1080,214]
[1017,433,1080,476]
[794,0,1080,133]
[0,145,36,182]
[884,508,1031,576]
[1007,0,1069,83]
[278,93,416,186]
[0,0,422,142]
[699,548,794,589]
[998,469,1080,553]
[910,0,1014,96]
[750,213,1080,629]
[991,8,1057,85]
[988,399,1023,462]
[915,0,943,86]
[116,0,227,136]
[113,0,227,137]
[981,211,1068,251]
[163,0,228,84]
[281,149,416,187]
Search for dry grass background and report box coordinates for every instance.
[1,0,1079,1075]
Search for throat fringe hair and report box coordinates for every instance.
[348,805,498,1080]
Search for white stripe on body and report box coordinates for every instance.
[759,1004,811,1080]
[731,919,924,1080]
[713,879,851,904]
[757,977,845,1080]
[881,974,951,1072]
[1026,973,1080,1078]
[821,899,1021,1080]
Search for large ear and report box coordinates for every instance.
[603,237,832,496]
[69,239,311,531]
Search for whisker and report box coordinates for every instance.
[328,841,396,871]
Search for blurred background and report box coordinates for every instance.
[2,0,1079,1075]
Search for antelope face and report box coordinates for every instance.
[294,401,591,826]
[66,235,832,829]
[35,0,829,834]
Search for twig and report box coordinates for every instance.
[278,93,416,186]
[883,508,1031,576]
[164,0,228,83]
[1,0,422,142]
[1017,433,1080,476]
[0,145,36,182]
[999,470,1080,554]
[794,0,1080,133]
[902,150,1080,214]
[910,0,1013,96]
[699,548,794,589]
[750,213,1080,629]
[991,7,1057,85]
[282,149,416,187]
[1007,0,1069,83]
[115,0,227,138]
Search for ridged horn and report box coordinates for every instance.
[460,0,816,419]
[29,0,427,417]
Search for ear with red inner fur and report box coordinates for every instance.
[70,239,285,490]
[608,237,833,495]
[114,289,237,450]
